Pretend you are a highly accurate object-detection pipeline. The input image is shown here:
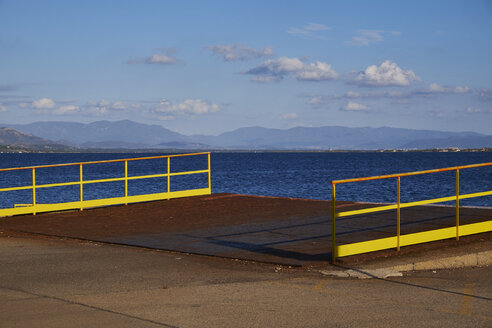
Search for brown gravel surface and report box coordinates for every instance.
[0,193,351,238]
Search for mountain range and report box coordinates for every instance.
[2,120,491,150]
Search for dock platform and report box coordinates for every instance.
[0,193,490,266]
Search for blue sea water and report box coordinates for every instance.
[0,152,491,208]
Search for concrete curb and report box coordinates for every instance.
[320,250,492,279]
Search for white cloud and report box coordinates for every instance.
[53,105,80,115]
[348,29,400,46]
[247,57,304,76]
[205,43,273,61]
[419,83,471,95]
[145,54,177,65]
[428,110,445,118]
[288,23,331,39]
[345,91,361,98]
[340,101,368,111]
[466,106,491,114]
[453,86,470,94]
[478,89,492,101]
[153,99,220,115]
[85,99,139,116]
[353,60,419,87]
[308,96,323,106]
[250,76,282,83]
[32,98,56,109]
[294,61,338,81]
[246,57,338,83]
[279,112,299,120]
[127,48,180,65]
[158,115,176,121]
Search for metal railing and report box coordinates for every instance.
[0,152,211,217]
[331,162,492,262]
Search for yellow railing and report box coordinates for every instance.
[331,162,492,262]
[0,152,211,217]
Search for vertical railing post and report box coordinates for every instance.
[456,169,460,240]
[124,160,128,205]
[167,156,171,195]
[79,164,83,211]
[331,182,337,262]
[397,176,401,251]
[32,168,36,215]
[207,152,212,193]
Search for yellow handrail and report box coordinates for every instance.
[0,152,211,217]
[331,162,492,261]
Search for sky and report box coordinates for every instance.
[1,0,492,135]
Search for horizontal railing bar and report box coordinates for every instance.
[0,152,210,172]
[0,187,211,216]
[0,185,34,192]
[336,220,492,257]
[170,169,209,176]
[336,190,492,217]
[332,162,492,184]
[1,169,210,192]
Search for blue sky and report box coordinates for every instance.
[1,0,491,135]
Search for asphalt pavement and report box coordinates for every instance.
[0,233,490,328]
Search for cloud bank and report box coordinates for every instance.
[205,43,273,61]
[246,57,338,82]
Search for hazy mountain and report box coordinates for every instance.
[0,127,56,146]
[189,126,483,149]
[4,120,490,150]
[7,120,187,146]
[0,127,72,151]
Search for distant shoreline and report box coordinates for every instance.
[1,145,491,154]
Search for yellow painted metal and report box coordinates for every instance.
[0,152,211,218]
[14,204,33,208]
[124,161,128,199]
[167,156,170,194]
[336,220,492,257]
[459,190,492,199]
[397,177,400,251]
[331,162,492,185]
[456,169,459,241]
[0,152,211,173]
[0,187,211,217]
[331,182,336,262]
[208,152,211,190]
[331,162,491,260]
[336,204,397,217]
[0,185,35,192]
[80,164,83,211]
[32,168,36,215]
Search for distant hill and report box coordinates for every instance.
[0,127,72,150]
[0,127,56,146]
[7,120,187,147]
[189,126,484,150]
[4,120,490,150]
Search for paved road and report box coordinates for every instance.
[0,234,490,327]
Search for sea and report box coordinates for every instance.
[0,151,491,208]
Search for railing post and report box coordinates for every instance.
[32,168,36,215]
[207,152,212,192]
[79,164,83,211]
[167,156,171,195]
[331,182,337,262]
[124,160,128,205]
[456,169,460,240]
[397,176,401,251]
